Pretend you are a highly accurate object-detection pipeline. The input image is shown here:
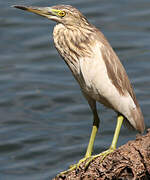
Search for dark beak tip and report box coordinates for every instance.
[12,5,28,11]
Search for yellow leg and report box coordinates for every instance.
[58,115,123,176]
[69,116,99,167]
[58,116,99,176]
[85,115,124,165]
[85,116,99,157]
[110,115,124,150]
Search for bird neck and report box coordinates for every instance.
[53,23,95,59]
[53,23,96,79]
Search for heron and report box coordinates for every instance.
[13,5,145,174]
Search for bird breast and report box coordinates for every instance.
[53,24,144,132]
[53,23,95,75]
[53,24,128,106]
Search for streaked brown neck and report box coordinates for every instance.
[53,23,96,62]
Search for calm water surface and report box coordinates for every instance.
[1,0,150,179]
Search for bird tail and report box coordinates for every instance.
[132,105,145,133]
[124,105,145,133]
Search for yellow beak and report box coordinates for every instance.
[13,5,53,18]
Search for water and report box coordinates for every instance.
[1,0,150,179]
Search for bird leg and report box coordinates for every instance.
[58,115,99,176]
[67,95,100,168]
[58,115,124,177]
[84,111,100,158]
[109,115,124,150]
[58,98,99,176]
[85,115,124,166]
[58,112,123,177]
[70,112,100,168]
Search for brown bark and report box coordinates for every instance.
[53,129,150,180]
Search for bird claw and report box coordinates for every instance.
[99,148,115,160]
[69,156,91,170]
[57,148,115,177]
[58,165,76,177]
[85,148,115,167]
[57,156,91,177]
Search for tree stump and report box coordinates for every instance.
[53,129,150,180]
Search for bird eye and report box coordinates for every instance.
[58,11,66,17]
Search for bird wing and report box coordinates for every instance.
[97,34,137,106]
[95,32,144,132]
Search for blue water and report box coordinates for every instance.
[1,0,150,179]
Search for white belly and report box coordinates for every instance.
[78,43,136,120]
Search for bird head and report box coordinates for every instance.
[13,5,89,27]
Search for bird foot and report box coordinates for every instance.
[57,156,91,177]
[85,147,115,167]
[57,148,115,177]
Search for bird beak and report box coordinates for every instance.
[13,5,54,19]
